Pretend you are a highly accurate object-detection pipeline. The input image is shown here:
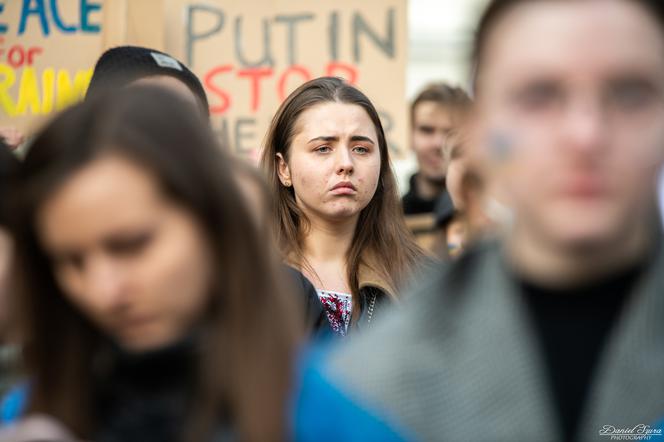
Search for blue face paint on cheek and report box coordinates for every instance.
[487,131,514,161]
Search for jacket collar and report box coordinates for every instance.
[285,250,397,300]
[357,255,397,300]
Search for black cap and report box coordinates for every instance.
[87,46,209,115]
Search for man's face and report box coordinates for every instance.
[474,0,664,251]
[411,101,455,181]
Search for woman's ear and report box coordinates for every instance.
[276,153,292,187]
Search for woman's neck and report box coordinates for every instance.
[304,215,357,260]
[300,212,358,292]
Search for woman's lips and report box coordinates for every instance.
[116,314,157,333]
[331,181,357,195]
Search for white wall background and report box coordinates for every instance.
[394,0,490,194]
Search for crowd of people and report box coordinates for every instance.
[0,0,664,440]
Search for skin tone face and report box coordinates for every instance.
[411,101,455,183]
[0,127,24,151]
[37,154,213,352]
[444,132,468,211]
[474,0,664,263]
[131,75,202,112]
[277,101,381,225]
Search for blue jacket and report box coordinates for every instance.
[0,382,28,425]
[292,348,414,442]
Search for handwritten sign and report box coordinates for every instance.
[0,0,102,133]
[0,0,407,159]
[164,0,407,159]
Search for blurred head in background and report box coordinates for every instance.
[411,83,471,183]
[470,0,664,284]
[9,87,297,441]
[403,83,471,215]
[86,46,209,117]
[432,120,498,259]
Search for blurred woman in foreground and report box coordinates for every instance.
[3,87,299,441]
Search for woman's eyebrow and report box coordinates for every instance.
[349,135,375,144]
[308,136,338,144]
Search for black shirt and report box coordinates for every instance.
[94,338,208,442]
[285,265,332,337]
[402,173,444,215]
[518,263,643,441]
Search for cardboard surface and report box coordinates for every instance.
[0,0,407,158]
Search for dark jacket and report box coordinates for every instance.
[0,339,233,442]
[402,174,453,251]
[401,173,440,215]
[285,266,331,337]
[286,255,399,338]
[352,261,397,334]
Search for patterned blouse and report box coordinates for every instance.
[315,290,353,336]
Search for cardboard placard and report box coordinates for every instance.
[0,0,105,134]
[164,0,408,159]
[0,0,408,159]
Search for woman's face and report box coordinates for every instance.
[277,101,381,223]
[37,154,213,352]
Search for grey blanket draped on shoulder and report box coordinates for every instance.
[311,240,664,441]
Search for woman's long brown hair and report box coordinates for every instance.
[8,87,300,441]
[260,77,424,310]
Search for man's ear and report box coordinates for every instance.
[276,153,292,187]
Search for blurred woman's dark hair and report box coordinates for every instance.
[8,86,300,441]
[0,140,19,227]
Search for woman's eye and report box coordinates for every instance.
[106,231,154,256]
[315,146,331,153]
[55,253,84,271]
[353,146,369,154]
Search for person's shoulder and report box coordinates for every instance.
[294,241,502,440]
[325,239,500,380]
[295,272,446,441]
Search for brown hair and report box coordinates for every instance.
[0,139,19,227]
[472,0,664,91]
[261,77,424,310]
[9,86,300,441]
[410,82,471,126]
